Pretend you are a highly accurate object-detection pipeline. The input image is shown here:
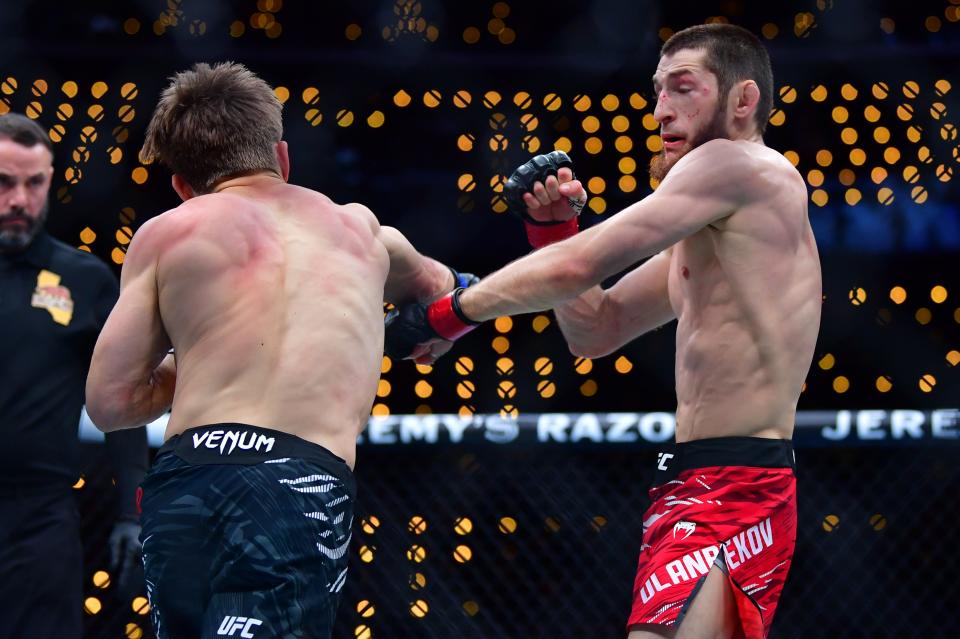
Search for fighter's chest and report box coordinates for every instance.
[667,231,722,314]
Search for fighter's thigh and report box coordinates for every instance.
[628,625,674,639]
[200,467,352,637]
[674,566,738,639]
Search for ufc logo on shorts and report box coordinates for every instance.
[217,616,263,637]
[657,452,674,471]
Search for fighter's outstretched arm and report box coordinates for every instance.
[340,201,468,305]
[87,218,175,432]
[496,153,675,358]
[379,224,458,304]
[458,139,751,323]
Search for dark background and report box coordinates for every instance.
[2,0,958,414]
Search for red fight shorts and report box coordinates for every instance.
[627,437,797,639]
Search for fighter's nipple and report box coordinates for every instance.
[681,266,690,279]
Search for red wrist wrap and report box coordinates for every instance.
[525,217,579,248]
[426,291,478,340]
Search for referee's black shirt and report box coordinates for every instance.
[0,231,119,490]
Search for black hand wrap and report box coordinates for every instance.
[385,278,481,360]
[384,303,438,360]
[385,265,482,360]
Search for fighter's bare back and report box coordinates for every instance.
[144,176,389,467]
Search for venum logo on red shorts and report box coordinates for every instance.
[673,521,697,540]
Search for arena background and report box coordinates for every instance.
[2,0,958,637]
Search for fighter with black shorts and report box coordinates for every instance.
[86,62,478,638]
[139,425,354,638]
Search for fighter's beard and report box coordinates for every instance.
[0,201,48,254]
[649,105,730,182]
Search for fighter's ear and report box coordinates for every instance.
[733,80,761,124]
[276,141,290,182]
[171,174,195,201]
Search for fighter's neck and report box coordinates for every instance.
[728,125,764,145]
[211,171,284,193]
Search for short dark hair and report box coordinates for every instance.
[0,113,54,159]
[661,24,774,135]
[140,62,283,194]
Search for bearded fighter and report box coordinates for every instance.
[385,24,821,639]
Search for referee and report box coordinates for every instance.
[0,112,149,638]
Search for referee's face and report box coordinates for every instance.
[0,138,53,253]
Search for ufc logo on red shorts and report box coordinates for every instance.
[657,452,674,471]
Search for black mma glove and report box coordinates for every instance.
[504,150,585,248]
[384,288,480,361]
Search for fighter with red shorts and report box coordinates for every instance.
[629,438,797,637]
[384,24,820,639]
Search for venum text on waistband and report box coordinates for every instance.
[191,429,275,455]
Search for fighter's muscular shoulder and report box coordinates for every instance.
[341,201,380,236]
[126,198,241,279]
[337,201,390,259]
[666,140,802,234]
[340,202,412,262]
[123,212,172,271]
[599,140,763,256]
[660,139,769,203]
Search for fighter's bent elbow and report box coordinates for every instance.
[552,256,600,299]
[563,316,620,359]
[85,385,129,433]
[86,402,121,433]
[566,339,617,360]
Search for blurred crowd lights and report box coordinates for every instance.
[2,68,956,413]
[103,0,960,43]
[83,571,148,635]
[428,78,956,210]
[349,500,889,635]
[12,70,897,220]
